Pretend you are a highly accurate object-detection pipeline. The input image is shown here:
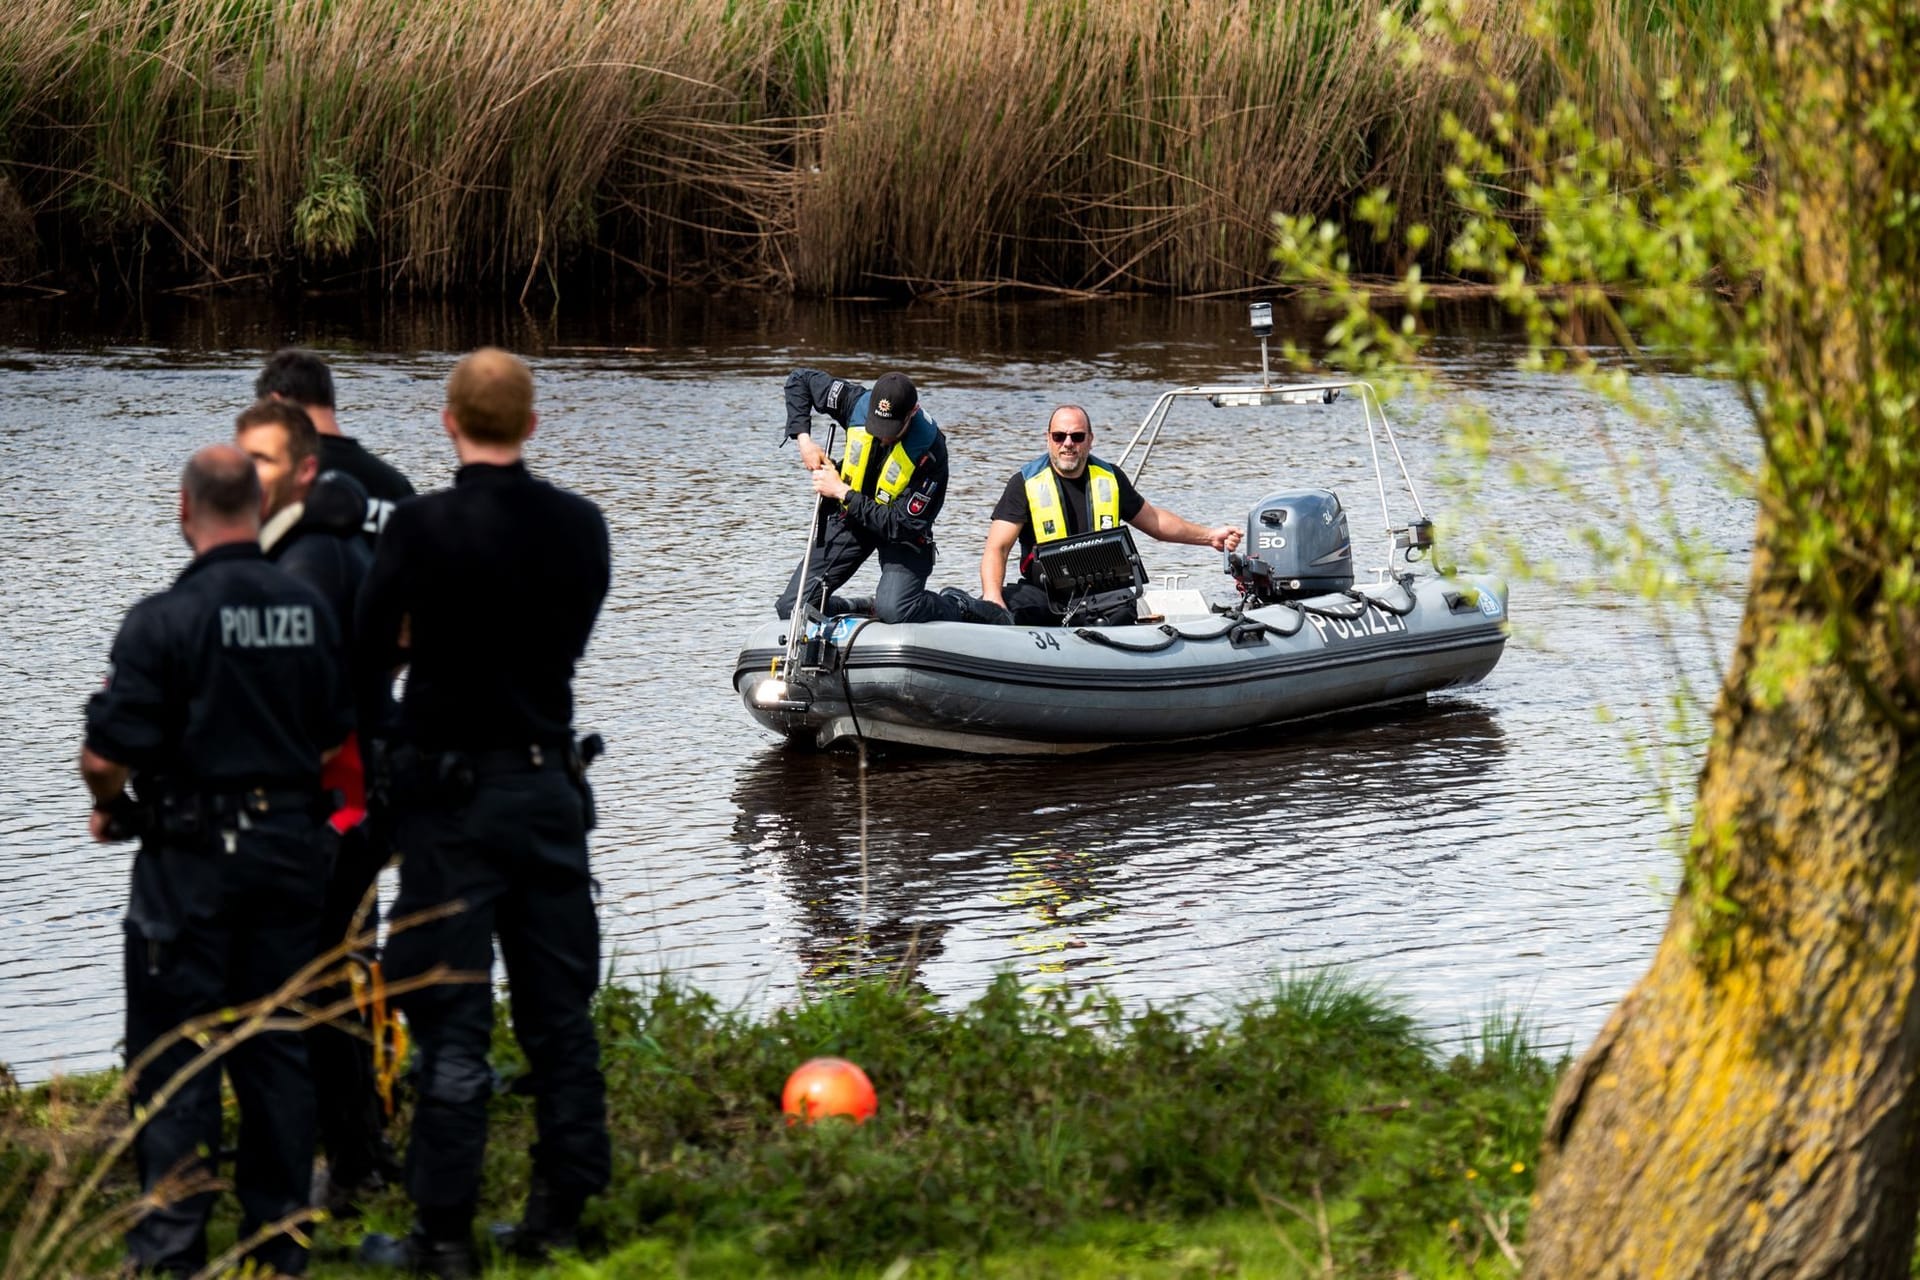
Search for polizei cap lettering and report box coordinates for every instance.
[219,604,316,648]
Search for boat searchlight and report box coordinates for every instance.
[1208,388,1341,408]
[753,677,791,706]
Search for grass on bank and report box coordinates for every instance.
[525,1208,1519,1278]
[2,972,1558,1277]
[0,0,1757,295]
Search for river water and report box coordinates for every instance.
[0,294,1751,1080]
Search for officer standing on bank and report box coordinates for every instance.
[82,444,352,1278]
[357,349,612,1277]
[234,397,402,1214]
[256,348,416,542]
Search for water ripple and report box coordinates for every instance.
[0,299,1740,1078]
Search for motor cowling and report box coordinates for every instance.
[1227,489,1353,603]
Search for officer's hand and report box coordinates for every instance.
[1210,526,1242,552]
[89,809,117,843]
[796,434,828,472]
[812,467,851,502]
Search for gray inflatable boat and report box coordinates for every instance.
[735,332,1508,754]
[735,576,1507,754]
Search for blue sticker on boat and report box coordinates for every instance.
[802,616,865,642]
[1479,593,1503,617]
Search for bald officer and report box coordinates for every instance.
[980,405,1241,624]
[83,444,351,1277]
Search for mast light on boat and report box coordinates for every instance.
[1248,301,1273,338]
[1208,387,1342,408]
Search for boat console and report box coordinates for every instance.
[1030,527,1148,624]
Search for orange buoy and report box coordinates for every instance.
[782,1056,877,1124]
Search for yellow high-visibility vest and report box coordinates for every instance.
[1023,458,1121,542]
[840,427,918,506]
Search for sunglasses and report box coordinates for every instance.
[1048,431,1088,444]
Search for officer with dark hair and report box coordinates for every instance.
[234,398,401,1215]
[777,368,1006,625]
[256,348,415,542]
[238,398,372,623]
[357,348,611,1278]
[82,443,352,1278]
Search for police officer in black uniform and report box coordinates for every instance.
[239,399,373,641]
[235,398,401,1214]
[356,349,611,1278]
[777,368,1006,625]
[82,444,352,1277]
[256,348,416,543]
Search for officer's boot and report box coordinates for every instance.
[488,1176,587,1261]
[939,587,1012,626]
[358,1219,478,1280]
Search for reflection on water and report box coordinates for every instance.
[733,704,1510,989]
[0,294,1747,1079]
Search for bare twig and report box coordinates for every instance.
[9,901,470,1280]
[1475,1204,1522,1271]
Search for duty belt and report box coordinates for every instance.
[156,785,327,816]
[390,734,605,797]
[466,742,574,775]
[108,785,330,843]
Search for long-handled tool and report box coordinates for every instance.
[778,423,841,682]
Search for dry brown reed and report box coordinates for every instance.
[0,0,1745,294]
[0,903,474,1280]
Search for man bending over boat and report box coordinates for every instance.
[778,368,1008,626]
[980,405,1242,625]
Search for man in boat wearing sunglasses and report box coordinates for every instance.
[778,367,1008,626]
[979,405,1242,625]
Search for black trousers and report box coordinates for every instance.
[123,818,326,1277]
[383,766,610,1231]
[775,514,968,624]
[305,817,396,1187]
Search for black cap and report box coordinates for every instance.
[865,372,918,440]
[304,469,369,537]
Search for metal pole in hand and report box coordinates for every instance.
[783,423,839,676]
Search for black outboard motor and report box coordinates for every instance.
[1226,488,1353,603]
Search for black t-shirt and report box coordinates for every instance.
[356,461,610,751]
[318,435,415,544]
[86,542,353,789]
[991,461,1146,578]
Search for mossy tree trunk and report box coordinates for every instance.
[1529,554,1920,1275]
[1526,2,1920,1275]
